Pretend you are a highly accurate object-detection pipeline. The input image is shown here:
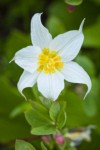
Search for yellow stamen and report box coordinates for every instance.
[37,48,64,74]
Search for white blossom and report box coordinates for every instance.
[12,13,92,101]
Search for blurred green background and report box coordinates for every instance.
[0,0,100,149]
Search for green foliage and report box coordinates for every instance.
[83,78,99,117]
[46,16,66,37]
[57,111,67,129]
[31,125,56,135]
[75,55,95,77]
[65,0,83,6]
[91,0,100,5]
[0,76,30,143]
[84,18,100,48]
[5,30,31,60]
[15,140,48,150]
[39,97,53,109]
[25,101,56,135]
[66,146,77,150]
[25,107,51,128]
[30,100,49,118]
[15,140,36,150]
[25,100,67,135]
[57,101,67,129]
[49,102,60,121]
[41,142,47,150]
[10,102,31,118]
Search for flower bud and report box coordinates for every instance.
[55,135,65,145]
[67,5,75,12]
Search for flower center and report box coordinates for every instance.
[37,48,64,74]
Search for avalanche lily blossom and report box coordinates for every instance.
[11,13,91,101]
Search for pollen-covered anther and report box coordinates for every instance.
[37,48,64,73]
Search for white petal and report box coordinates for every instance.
[17,71,39,99]
[37,71,64,101]
[62,61,92,99]
[13,46,41,73]
[31,13,52,49]
[49,19,85,61]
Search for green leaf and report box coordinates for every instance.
[10,102,31,118]
[57,111,67,129]
[25,104,55,135]
[25,100,52,128]
[32,84,41,99]
[57,101,67,129]
[30,100,49,118]
[49,102,60,121]
[41,142,47,150]
[31,124,56,135]
[65,0,83,6]
[15,140,36,150]
[25,109,51,128]
[39,97,53,109]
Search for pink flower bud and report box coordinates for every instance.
[55,135,65,145]
[67,5,75,12]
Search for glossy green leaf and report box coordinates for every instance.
[31,124,56,135]
[49,102,60,121]
[65,0,83,6]
[25,102,55,136]
[15,140,36,150]
[25,109,52,128]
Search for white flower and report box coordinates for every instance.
[11,13,92,101]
